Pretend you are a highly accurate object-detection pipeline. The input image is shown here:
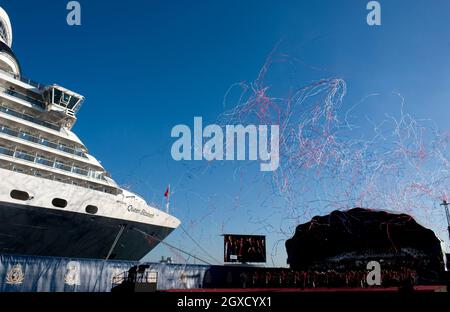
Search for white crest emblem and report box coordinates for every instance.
[64,261,81,286]
[6,264,25,285]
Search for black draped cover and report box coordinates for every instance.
[286,208,445,276]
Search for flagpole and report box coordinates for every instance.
[166,184,170,214]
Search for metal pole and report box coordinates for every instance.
[166,184,170,214]
[441,200,450,240]
[105,224,126,260]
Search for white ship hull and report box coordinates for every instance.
[0,168,180,260]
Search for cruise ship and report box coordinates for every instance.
[0,8,180,261]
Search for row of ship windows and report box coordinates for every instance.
[1,85,46,108]
[1,163,118,195]
[0,105,60,131]
[0,145,105,181]
[10,189,99,215]
[0,124,87,158]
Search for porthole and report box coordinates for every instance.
[52,198,67,208]
[86,205,98,215]
[10,190,30,201]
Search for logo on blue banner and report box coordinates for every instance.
[64,261,81,286]
[6,264,24,285]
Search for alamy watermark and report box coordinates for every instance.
[171,117,279,172]
[65,1,380,28]
[366,260,382,286]
[67,1,81,26]
[367,1,381,26]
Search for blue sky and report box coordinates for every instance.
[2,0,450,266]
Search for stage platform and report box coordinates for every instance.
[166,285,447,293]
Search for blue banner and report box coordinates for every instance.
[0,254,209,292]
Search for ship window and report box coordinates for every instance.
[68,96,79,110]
[53,89,62,104]
[52,198,67,208]
[10,190,30,201]
[86,205,98,215]
[62,93,70,104]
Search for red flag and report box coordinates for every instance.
[164,186,170,198]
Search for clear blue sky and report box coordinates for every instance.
[3,0,450,266]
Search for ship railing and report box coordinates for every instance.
[0,145,105,181]
[111,271,127,286]
[0,85,46,108]
[1,70,46,90]
[0,124,86,158]
[111,269,158,288]
[0,105,60,131]
[18,76,45,90]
